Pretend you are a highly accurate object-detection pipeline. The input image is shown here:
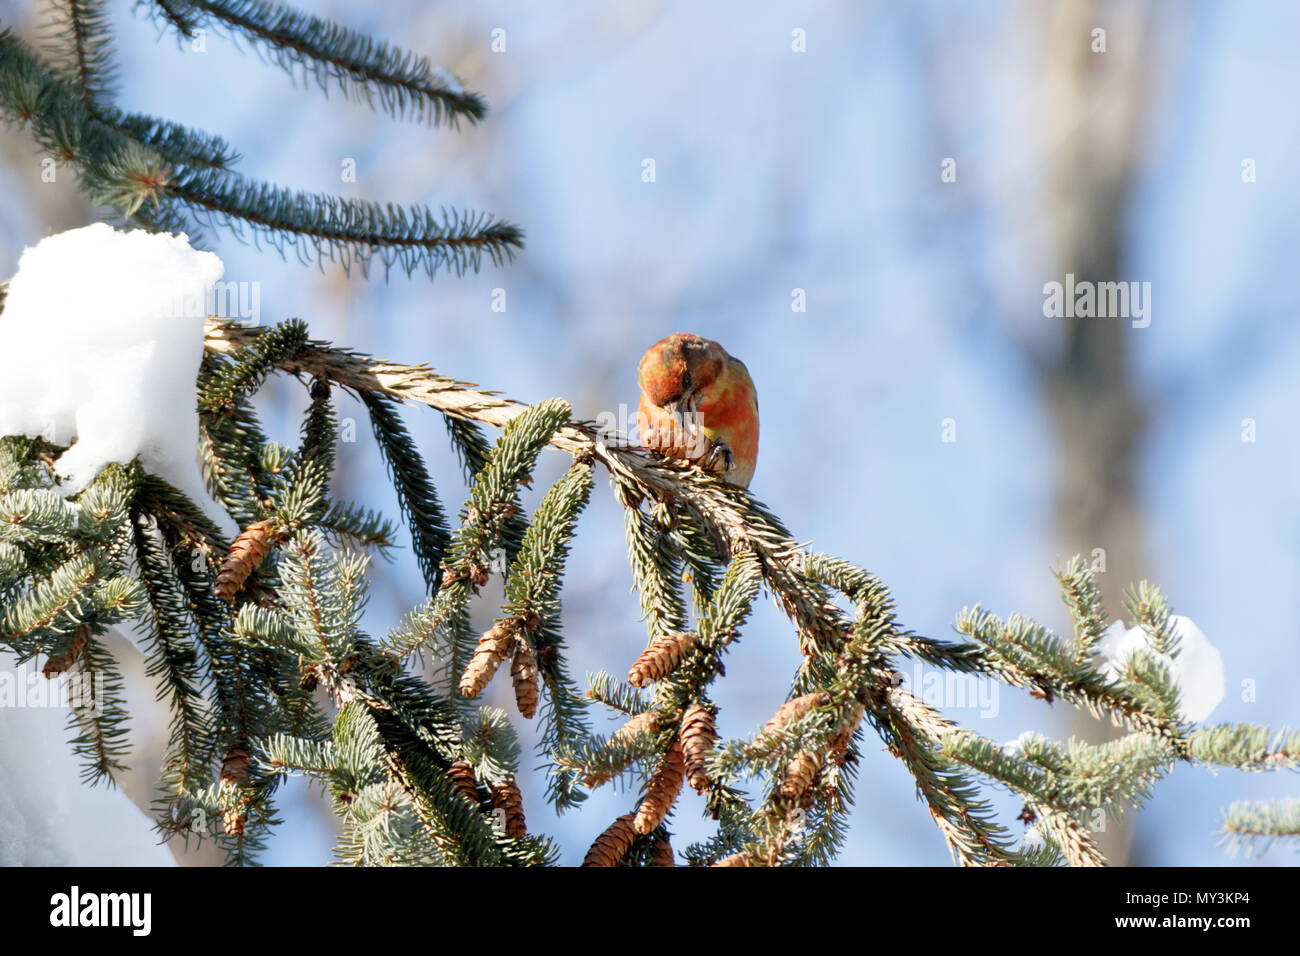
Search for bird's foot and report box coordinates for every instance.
[700,439,734,477]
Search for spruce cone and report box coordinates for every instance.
[489,777,527,840]
[219,747,252,836]
[447,761,479,805]
[830,700,865,762]
[583,710,663,788]
[582,813,638,867]
[42,628,88,678]
[634,739,686,834]
[649,833,675,867]
[610,709,660,747]
[780,750,822,802]
[215,519,276,602]
[510,636,539,719]
[679,702,717,793]
[222,807,247,836]
[627,631,697,687]
[459,622,516,698]
[299,665,320,693]
[712,852,753,867]
[762,691,833,737]
[219,747,251,788]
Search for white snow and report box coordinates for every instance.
[1001,730,1041,756]
[431,65,464,96]
[0,223,233,534]
[0,648,175,865]
[1021,826,1046,853]
[1095,615,1225,724]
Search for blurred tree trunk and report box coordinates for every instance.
[1037,0,1154,866]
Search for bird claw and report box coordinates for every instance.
[701,439,734,477]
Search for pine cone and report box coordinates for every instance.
[42,628,88,678]
[762,691,833,737]
[458,622,516,698]
[829,700,865,763]
[582,813,637,867]
[219,747,251,788]
[634,739,686,834]
[712,852,753,867]
[219,746,252,836]
[510,636,539,719]
[489,777,527,840]
[215,519,276,602]
[679,702,717,793]
[779,750,822,802]
[582,712,660,790]
[627,631,697,687]
[447,761,479,805]
[222,807,247,836]
[649,832,675,867]
[583,710,662,788]
[610,709,660,747]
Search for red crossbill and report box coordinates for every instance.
[636,333,759,488]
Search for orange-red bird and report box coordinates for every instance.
[636,333,759,488]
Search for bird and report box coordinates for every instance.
[635,333,759,488]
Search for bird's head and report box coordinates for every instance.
[637,333,726,410]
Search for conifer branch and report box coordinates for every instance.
[1218,799,1300,857]
[361,393,449,594]
[0,29,520,280]
[44,0,118,114]
[153,0,487,127]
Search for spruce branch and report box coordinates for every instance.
[172,170,524,279]
[1188,723,1300,772]
[1218,799,1300,858]
[361,392,449,594]
[0,28,520,280]
[43,0,118,113]
[152,0,487,127]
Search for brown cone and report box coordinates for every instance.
[582,813,638,867]
[510,636,539,719]
[219,746,251,788]
[219,746,252,836]
[762,691,833,737]
[627,631,697,687]
[215,519,276,602]
[679,702,717,793]
[712,852,753,867]
[42,627,88,678]
[222,807,247,836]
[649,832,675,867]
[611,710,659,746]
[584,710,662,788]
[447,761,479,804]
[489,777,527,840]
[634,739,686,835]
[830,700,865,762]
[779,749,822,802]
[459,622,516,698]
